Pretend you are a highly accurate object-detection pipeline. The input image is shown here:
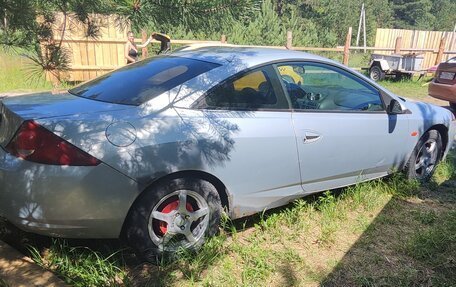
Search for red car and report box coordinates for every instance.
[429,57,456,109]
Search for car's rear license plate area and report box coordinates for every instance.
[439,72,455,80]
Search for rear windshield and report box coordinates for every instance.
[68,56,220,105]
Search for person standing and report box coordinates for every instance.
[125,31,152,64]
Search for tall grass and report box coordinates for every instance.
[0,49,52,93]
[0,278,9,287]
[28,240,128,287]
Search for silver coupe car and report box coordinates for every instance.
[0,47,455,261]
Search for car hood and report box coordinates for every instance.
[1,91,134,120]
[404,99,453,128]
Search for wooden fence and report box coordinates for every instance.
[51,13,129,82]
[373,28,456,69]
[49,17,456,82]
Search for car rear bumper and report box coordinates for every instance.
[429,81,456,103]
[0,148,138,238]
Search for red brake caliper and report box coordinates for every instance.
[157,199,194,235]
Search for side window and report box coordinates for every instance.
[195,66,288,110]
[277,63,384,112]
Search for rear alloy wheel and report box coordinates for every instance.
[405,130,442,181]
[149,189,209,251]
[124,178,222,262]
[369,65,385,81]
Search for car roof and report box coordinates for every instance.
[170,46,332,69]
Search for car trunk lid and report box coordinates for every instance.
[0,92,134,147]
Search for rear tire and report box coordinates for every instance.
[124,177,222,262]
[449,102,456,111]
[404,130,442,181]
[369,65,385,81]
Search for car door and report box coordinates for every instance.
[275,62,412,193]
[192,64,302,217]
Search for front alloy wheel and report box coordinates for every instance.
[414,137,439,180]
[405,130,442,181]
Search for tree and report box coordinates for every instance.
[430,0,456,31]
[273,0,391,46]
[390,0,434,30]
[0,0,113,82]
[0,0,260,82]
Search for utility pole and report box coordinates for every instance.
[363,5,366,53]
[355,3,366,53]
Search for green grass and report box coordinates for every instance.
[0,49,53,93]
[28,240,128,287]
[377,78,431,99]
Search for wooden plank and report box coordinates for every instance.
[87,43,95,67]
[79,42,89,81]
[395,37,402,53]
[100,15,112,75]
[110,41,118,67]
[107,16,116,39]
[435,36,447,65]
[70,65,119,70]
[102,42,111,68]
[349,46,394,51]
[294,47,343,52]
[343,27,352,66]
[94,42,103,68]
[117,43,125,66]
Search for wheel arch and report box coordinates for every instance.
[120,170,231,237]
[427,124,449,156]
[371,59,389,71]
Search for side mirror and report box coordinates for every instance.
[387,99,403,115]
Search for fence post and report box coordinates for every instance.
[343,27,352,66]
[221,34,226,44]
[286,31,292,49]
[435,36,447,65]
[394,37,402,54]
[141,30,148,59]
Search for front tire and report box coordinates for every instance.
[405,130,442,181]
[124,177,222,262]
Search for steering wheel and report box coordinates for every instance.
[282,78,307,97]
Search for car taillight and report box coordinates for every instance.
[6,120,100,166]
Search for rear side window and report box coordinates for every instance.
[68,56,220,105]
[194,65,289,110]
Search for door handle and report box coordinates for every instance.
[303,132,321,144]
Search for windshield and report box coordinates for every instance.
[69,56,220,105]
